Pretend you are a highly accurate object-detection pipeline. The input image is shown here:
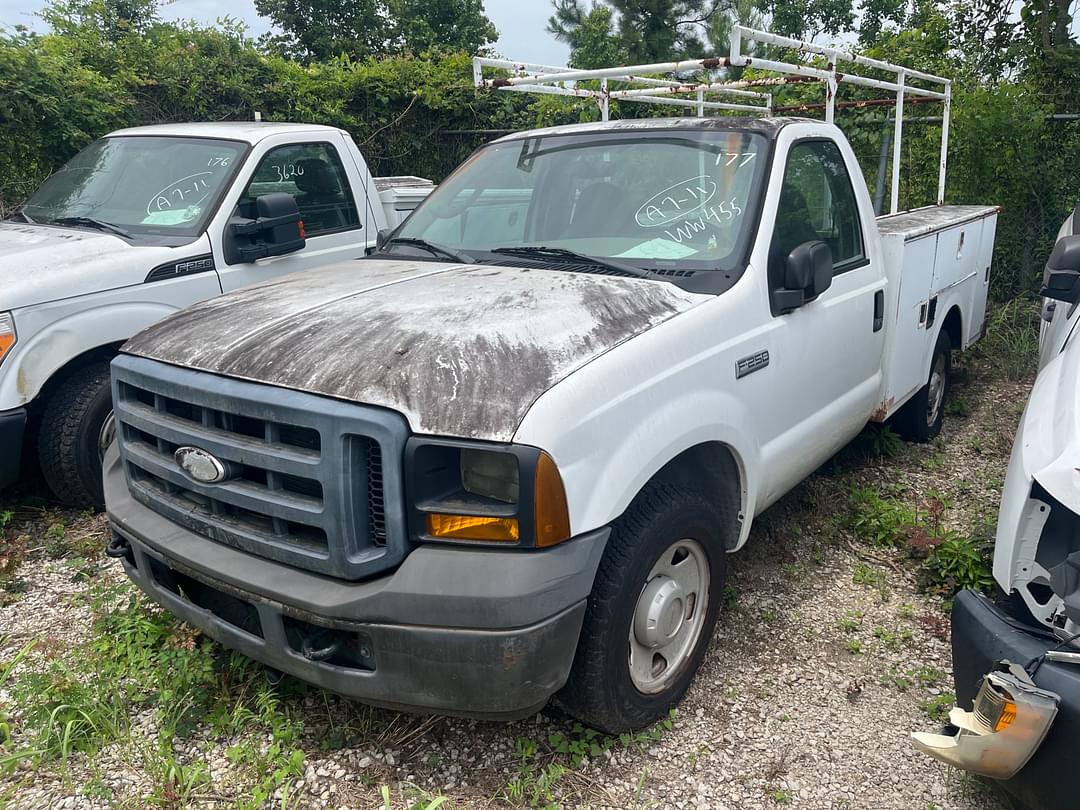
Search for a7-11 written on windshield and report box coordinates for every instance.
[398,131,766,269]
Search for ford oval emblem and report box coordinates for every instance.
[174,446,228,484]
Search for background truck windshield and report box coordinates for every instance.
[397,130,768,269]
[22,136,246,236]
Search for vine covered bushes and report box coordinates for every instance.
[2,0,1080,299]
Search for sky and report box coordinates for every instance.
[0,0,571,63]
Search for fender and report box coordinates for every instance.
[513,293,765,547]
[559,390,757,548]
[1,299,206,409]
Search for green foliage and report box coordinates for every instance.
[847,487,917,547]
[927,534,995,593]
[977,298,1041,380]
[548,0,716,64]
[255,0,497,62]
[919,692,956,723]
[846,484,993,596]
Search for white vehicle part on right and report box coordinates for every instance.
[994,292,1080,625]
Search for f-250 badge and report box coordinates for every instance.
[736,350,770,379]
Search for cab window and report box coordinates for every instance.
[239,143,359,236]
[770,140,865,277]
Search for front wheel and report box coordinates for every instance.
[557,483,727,733]
[894,329,951,443]
[38,360,115,509]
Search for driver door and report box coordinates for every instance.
[757,138,887,502]
[212,135,369,293]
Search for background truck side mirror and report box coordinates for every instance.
[223,192,306,265]
[773,240,833,313]
[1041,234,1080,304]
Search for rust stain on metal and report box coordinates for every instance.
[124,260,705,441]
[871,398,895,421]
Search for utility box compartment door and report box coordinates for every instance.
[883,233,938,412]
[968,215,996,345]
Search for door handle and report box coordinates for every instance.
[873,290,884,332]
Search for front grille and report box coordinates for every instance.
[112,354,409,580]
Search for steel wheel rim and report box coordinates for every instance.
[628,537,710,694]
[926,352,947,426]
[98,411,116,463]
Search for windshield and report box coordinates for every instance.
[21,136,247,237]
[396,130,769,271]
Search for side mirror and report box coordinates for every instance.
[1041,234,1080,304]
[223,192,306,265]
[773,240,833,313]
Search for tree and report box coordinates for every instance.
[41,0,159,41]
[548,0,723,64]
[254,0,498,62]
[757,0,854,39]
[548,2,627,67]
[390,0,498,55]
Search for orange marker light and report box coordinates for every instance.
[534,451,571,547]
[427,513,520,542]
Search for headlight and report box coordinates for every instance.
[406,439,571,548]
[0,313,15,366]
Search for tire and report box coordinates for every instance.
[894,328,951,443]
[556,482,727,733]
[38,360,115,509]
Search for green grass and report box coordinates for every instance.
[977,298,1040,381]
[919,693,956,723]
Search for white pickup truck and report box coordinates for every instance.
[103,110,999,732]
[0,122,432,507]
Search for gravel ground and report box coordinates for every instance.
[0,354,1028,809]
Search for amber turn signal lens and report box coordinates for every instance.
[427,513,520,542]
[0,313,15,365]
[534,451,571,547]
[995,700,1018,731]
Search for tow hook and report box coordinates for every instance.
[301,628,343,662]
[912,660,1060,779]
[105,533,133,562]
[264,666,285,686]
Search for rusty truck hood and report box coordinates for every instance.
[122,259,707,440]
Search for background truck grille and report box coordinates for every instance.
[111,354,409,580]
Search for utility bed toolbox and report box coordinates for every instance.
[874,205,999,420]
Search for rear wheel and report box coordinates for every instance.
[38,361,114,509]
[895,329,951,443]
[557,483,726,733]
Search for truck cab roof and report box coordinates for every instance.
[104,121,348,145]
[491,116,812,144]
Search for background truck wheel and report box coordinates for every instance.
[895,329,951,443]
[557,482,726,733]
[38,360,114,509]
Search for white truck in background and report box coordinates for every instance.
[103,33,1001,732]
[0,122,432,507]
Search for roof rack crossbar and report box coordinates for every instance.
[474,25,952,206]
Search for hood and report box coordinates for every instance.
[123,259,707,440]
[1019,315,1080,513]
[1,223,182,310]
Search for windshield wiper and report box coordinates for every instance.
[383,237,475,264]
[49,216,132,239]
[490,246,651,278]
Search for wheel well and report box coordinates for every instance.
[648,442,743,550]
[942,306,963,350]
[25,342,123,417]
